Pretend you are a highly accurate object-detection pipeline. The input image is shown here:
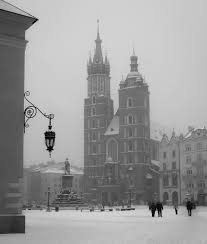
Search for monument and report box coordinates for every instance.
[53,159,86,208]
[0,1,37,233]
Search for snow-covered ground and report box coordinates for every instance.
[1,206,207,244]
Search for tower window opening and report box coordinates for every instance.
[128,127,133,137]
[128,141,133,151]
[128,115,133,125]
[127,97,133,108]
[92,107,96,116]
[92,96,96,104]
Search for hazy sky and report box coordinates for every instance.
[9,0,207,166]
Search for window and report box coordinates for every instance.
[163,163,167,171]
[127,97,133,107]
[92,132,96,141]
[198,182,205,188]
[100,80,104,92]
[186,155,191,164]
[163,175,169,186]
[128,141,133,151]
[92,96,96,104]
[185,144,191,151]
[197,142,202,150]
[128,127,133,137]
[187,183,194,188]
[92,107,96,116]
[187,169,192,175]
[124,128,127,138]
[128,115,133,124]
[197,153,202,161]
[92,119,96,128]
[92,145,97,154]
[172,174,178,186]
[172,150,176,158]
[163,152,167,159]
[172,161,176,170]
[128,154,133,164]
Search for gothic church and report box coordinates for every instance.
[84,27,159,205]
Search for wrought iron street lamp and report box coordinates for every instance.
[24,91,56,157]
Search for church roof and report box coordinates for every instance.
[104,115,119,136]
[0,0,36,19]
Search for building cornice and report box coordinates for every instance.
[0,33,27,48]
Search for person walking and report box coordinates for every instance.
[149,202,156,217]
[186,200,193,216]
[156,201,163,217]
[174,204,178,215]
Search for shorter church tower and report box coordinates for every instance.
[118,51,151,203]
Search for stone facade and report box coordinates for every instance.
[159,132,181,205]
[0,1,37,233]
[180,127,207,205]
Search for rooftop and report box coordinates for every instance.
[0,0,36,19]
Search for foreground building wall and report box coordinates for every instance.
[180,127,207,205]
[0,2,37,233]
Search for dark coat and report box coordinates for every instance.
[150,202,156,211]
[156,202,163,211]
[186,201,193,210]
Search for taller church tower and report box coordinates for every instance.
[84,25,114,199]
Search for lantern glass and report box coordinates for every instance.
[44,130,56,152]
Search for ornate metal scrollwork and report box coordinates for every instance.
[24,91,54,132]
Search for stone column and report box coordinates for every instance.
[0,6,37,233]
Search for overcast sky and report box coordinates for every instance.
[8,0,207,166]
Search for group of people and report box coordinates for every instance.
[149,201,163,217]
[148,199,195,217]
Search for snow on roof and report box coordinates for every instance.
[151,160,161,168]
[32,162,83,175]
[0,0,35,18]
[104,115,119,136]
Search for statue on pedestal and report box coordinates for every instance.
[64,158,70,175]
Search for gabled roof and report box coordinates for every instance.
[0,0,36,19]
[104,115,119,136]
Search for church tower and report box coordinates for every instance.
[118,51,151,202]
[84,23,114,200]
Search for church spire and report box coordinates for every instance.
[93,19,103,63]
[130,48,138,72]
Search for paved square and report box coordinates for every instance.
[0,206,207,244]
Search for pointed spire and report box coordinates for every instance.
[96,19,101,41]
[130,47,138,72]
[93,19,103,63]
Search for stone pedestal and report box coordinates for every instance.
[62,175,74,190]
[0,3,37,233]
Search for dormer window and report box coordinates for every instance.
[127,97,133,108]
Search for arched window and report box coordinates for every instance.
[107,139,118,162]
[128,115,133,125]
[127,97,133,107]
[92,96,96,104]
